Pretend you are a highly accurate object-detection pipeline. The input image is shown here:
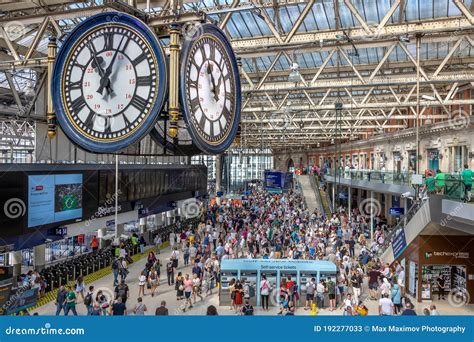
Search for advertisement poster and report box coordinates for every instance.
[28,174,83,228]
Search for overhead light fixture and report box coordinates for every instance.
[421,95,436,101]
[335,34,346,41]
[399,35,410,43]
[331,138,335,144]
[287,62,300,83]
[317,142,320,147]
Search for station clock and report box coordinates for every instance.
[52,12,167,153]
[180,23,241,155]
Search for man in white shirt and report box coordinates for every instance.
[316,280,326,309]
[379,293,394,316]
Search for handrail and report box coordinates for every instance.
[309,174,324,213]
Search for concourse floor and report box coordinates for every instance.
[33,246,474,316]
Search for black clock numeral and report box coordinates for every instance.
[70,96,86,113]
[199,112,207,130]
[136,76,151,87]
[223,72,230,82]
[104,117,112,134]
[209,44,216,61]
[188,79,199,89]
[130,95,148,109]
[209,120,214,137]
[132,53,147,67]
[122,113,131,126]
[218,57,226,70]
[104,31,114,51]
[222,107,231,121]
[67,80,82,91]
[73,61,86,71]
[190,97,200,112]
[199,44,207,61]
[84,110,96,128]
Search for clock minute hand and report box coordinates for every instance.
[207,63,218,100]
[97,34,126,95]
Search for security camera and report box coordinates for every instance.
[401,192,411,199]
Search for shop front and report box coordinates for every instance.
[397,234,474,304]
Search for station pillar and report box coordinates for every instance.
[33,244,46,272]
[115,223,124,239]
[12,250,22,283]
[215,154,223,205]
[348,186,352,219]
[97,228,107,249]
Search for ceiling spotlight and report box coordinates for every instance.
[421,95,436,101]
[317,142,320,147]
[287,62,300,83]
[399,35,410,43]
[331,138,335,144]
[335,34,346,41]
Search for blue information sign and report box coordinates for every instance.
[392,227,407,259]
[389,207,405,216]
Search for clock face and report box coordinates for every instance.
[52,13,167,153]
[180,24,241,154]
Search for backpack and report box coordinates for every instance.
[242,304,254,315]
[112,259,119,270]
[84,293,92,306]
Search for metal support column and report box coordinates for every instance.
[47,37,57,138]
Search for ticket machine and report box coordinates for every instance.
[240,270,258,305]
[220,260,336,307]
[219,270,238,306]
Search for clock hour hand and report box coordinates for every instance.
[88,42,113,95]
[207,63,219,101]
[97,34,127,95]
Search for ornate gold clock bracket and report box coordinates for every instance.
[47,36,57,139]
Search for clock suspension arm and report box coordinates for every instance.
[47,36,57,139]
[168,23,180,138]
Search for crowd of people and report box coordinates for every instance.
[43,183,441,316]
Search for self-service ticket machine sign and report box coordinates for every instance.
[219,270,238,306]
[220,259,336,307]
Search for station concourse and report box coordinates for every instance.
[0,0,473,318]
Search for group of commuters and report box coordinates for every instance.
[45,178,449,316]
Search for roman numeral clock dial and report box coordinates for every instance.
[52,13,167,153]
[180,24,241,155]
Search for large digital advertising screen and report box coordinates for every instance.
[28,174,83,228]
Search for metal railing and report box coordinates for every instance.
[325,168,469,201]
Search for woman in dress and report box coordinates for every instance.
[233,279,244,313]
[75,276,85,302]
[229,278,236,310]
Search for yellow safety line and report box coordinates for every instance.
[28,242,170,312]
